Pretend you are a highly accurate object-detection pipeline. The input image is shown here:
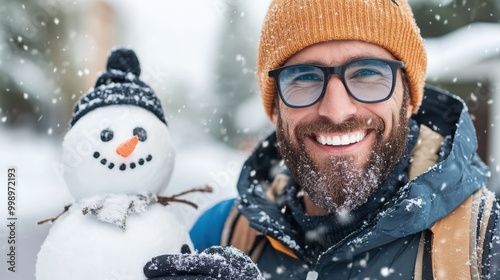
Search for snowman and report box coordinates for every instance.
[36,48,210,280]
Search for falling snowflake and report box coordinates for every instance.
[380,267,394,277]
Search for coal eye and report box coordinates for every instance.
[100,128,114,142]
[133,127,147,142]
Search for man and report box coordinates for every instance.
[144,0,500,279]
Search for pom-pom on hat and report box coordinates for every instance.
[257,0,427,120]
[69,48,166,128]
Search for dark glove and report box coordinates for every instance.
[144,245,264,280]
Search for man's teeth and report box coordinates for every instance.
[316,132,366,146]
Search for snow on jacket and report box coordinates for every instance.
[190,86,500,279]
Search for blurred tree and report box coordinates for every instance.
[210,0,259,148]
[0,0,82,136]
[410,0,500,37]
[410,0,500,163]
[0,0,124,137]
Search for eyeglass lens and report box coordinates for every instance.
[277,59,395,107]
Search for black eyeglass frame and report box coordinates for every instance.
[268,58,405,108]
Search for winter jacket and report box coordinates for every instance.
[190,86,500,279]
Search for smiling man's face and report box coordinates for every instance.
[274,40,413,214]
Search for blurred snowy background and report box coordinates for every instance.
[0,0,499,279]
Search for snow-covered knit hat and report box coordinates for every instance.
[69,48,166,128]
[257,0,427,120]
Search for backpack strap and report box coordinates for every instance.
[429,192,476,280]
[428,188,496,280]
[407,125,495,279]
[476,189,496,274]
[220,206,259,252]
[221,173,291,262]
[414,230,434,280]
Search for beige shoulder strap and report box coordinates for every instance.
[221,173,291,262]
[430,193,475,280]
[409,125,494,279]
[430,188,496,280]
[220,206,259,252]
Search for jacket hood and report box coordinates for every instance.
[236,85,490,263]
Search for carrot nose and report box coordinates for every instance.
[116,135,139,157]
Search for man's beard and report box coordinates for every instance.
[276,104,409,213]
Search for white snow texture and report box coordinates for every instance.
[36,203,192,280]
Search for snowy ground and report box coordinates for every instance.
[0,125,248,280]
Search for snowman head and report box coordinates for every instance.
[62,48,175,200]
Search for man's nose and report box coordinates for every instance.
[317,76,358,123]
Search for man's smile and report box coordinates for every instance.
[314,131,367,146]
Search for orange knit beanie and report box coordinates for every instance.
[257,0,427,120]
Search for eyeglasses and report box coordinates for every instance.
[268,58,405,108]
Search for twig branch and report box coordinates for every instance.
[157,185,213,209]
[170,185,213,198]
[37,204,72,225]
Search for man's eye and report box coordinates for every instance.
[351,69,381,78]
[293,73,322,82]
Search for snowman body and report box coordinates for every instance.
[36,203,191,280]
[36,102,190,280]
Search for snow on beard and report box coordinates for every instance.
[276,107,409,213]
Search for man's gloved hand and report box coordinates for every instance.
[143,245,265,280]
